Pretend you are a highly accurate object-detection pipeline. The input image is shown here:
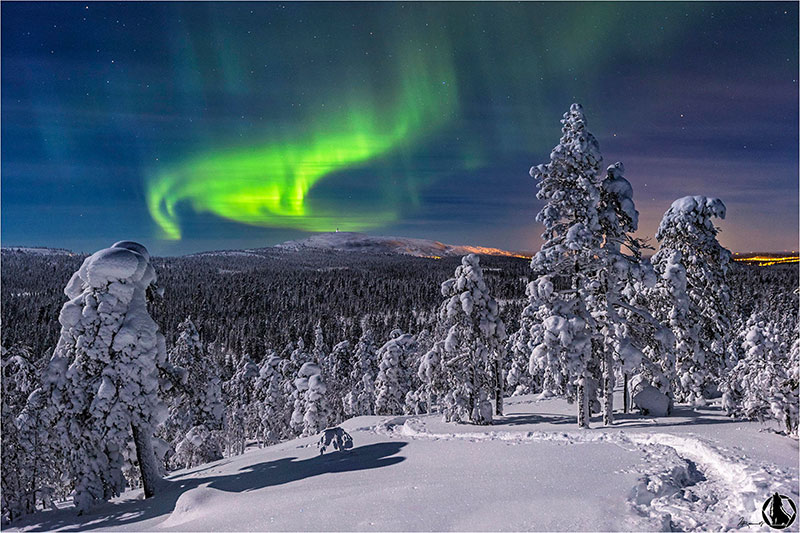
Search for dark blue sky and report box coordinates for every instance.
[2,2,797,255]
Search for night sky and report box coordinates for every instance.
[2,2,797,256]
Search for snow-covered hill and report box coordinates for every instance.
[275,232,531,258]
[8,394,798,532]
[1,246,76,256]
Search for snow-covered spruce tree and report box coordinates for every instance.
[343,321,379,417]
[44,241,166,512]
[312,320,328,364]
[1,345,45,521]
[223,356,259,456]
[12,384,66,520]
[652,196,732,404]
[417,341,449,413]
[284,338,311,388]
[324,340,351,425]
[527,103,603,428]
[434,254,507,424]
[253,351,286,444]
[589,161,674,425]
[290,362,330,436]
[506,325,537,397]
[722,318,798,434]
[160,317,224,469]
[779,332,800,435]
[374,330,417,415]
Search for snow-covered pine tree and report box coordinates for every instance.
[160,317,224,469]
[527,103,603,428]
[722,317,798,434]
[1,345,45,521]
[253,351,286,444]
[324,340,350,425]
[290,362,330,436]
[42,241,166,512]
[343,319,379,417]
[417,341,449,413]
[312,321,328,364]
[589,161,670,425]
[434,254,507,424]
[223,356,259,456]
[285,338,311,383]
[374,330,417,415]
[12,384,65,520]
[506,325,537,396]
[778,331,800,435]
[652,196,732,404]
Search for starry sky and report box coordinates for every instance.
[2,2,797,255]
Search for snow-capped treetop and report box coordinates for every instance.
[599,162,638,239]
[440,254,507,341]
[294,362,323,393]
[298,362,322,379]
[111,240,151,262]
[656,196,726,243]
[66,241,155,296]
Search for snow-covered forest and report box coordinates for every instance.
[2,105,798,530]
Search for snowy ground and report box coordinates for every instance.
[8,393,798,532]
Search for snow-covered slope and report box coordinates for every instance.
[275,232,531,258]
[8,394,798,532]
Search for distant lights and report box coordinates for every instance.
[733,254,799,267]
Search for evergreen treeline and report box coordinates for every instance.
[1,250,529,359]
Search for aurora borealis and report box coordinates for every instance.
[2,2,798,254]
[147,38,458,239]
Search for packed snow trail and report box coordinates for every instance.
[375,415,798,531]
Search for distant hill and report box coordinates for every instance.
[274,232,532,259]
[1,246,77,256]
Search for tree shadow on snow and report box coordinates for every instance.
[21,442,406,532]
[208,441,407,494]
[598,407,742,429]
[499,412,577,426]
[498,406,742,430]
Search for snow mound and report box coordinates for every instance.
[161,484,222,528]
[632,386,670,416]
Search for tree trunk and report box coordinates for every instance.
[602,350,614,426]
[623,373,629,413]
[577,375,589,428]
[495,359,504,417]
[131,423,161,499]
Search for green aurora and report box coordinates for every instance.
[147,41,458,240]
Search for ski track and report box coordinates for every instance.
[374,417,798,532]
